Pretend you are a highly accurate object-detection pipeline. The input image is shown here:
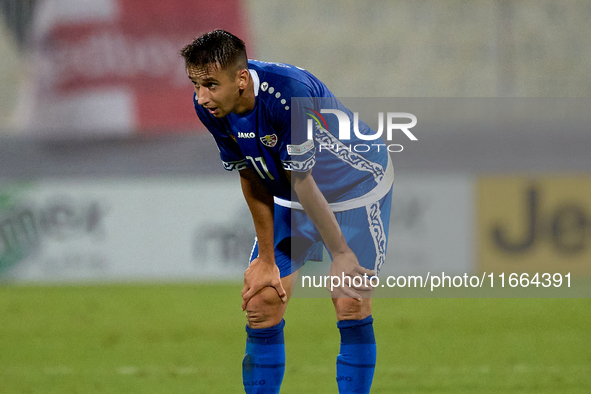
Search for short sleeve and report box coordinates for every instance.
[270,79,316,173]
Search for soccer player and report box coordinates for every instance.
[181,30,393,394]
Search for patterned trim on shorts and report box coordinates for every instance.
[366,201,387,274]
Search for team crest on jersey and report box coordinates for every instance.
[260,134,278,147]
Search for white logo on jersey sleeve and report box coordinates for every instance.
[287,140,314,155]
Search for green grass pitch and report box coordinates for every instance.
[1,283,590,393]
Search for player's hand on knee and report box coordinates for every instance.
[241,257,287,310]
[328,249,376,300]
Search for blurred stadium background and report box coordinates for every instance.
[1,1,590,393]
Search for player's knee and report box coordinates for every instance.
[333,298,372,322]
[245,287,285,329]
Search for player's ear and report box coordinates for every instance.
[237,68,249,90]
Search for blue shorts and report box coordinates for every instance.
[249,187,393,278]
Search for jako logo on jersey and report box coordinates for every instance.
[238,132,256,138]
[260,134,278,148]
[306,108,417,152]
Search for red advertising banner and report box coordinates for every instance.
[27,0,251,135]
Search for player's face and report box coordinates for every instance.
[187,63,242,118]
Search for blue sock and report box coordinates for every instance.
[336,315,376,394]
[243,319,286,394]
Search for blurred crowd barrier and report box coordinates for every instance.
[2,173,591,284]
[0,1,590,284]
[0,178,254,282]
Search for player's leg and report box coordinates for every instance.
[242,227,310,394]
[242,240,299,394]
[243,234,307,329]
[244,269,298,329]
[242,273,299,393]
[332,297,376,394]
[331,188,393,394]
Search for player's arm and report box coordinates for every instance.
[239,167,287,310]
[287,169,375,299]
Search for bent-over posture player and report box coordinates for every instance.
[181,29,393,394]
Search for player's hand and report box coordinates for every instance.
[241,257,287,310]
[328,249,376,300]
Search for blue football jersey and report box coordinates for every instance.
[194,60,392,208]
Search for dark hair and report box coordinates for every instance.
[180,29,248,72]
